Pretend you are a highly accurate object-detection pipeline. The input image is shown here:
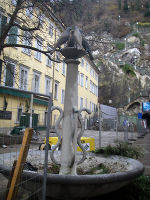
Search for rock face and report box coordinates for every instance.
[91,29,150,111]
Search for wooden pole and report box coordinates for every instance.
[6,128,33,200]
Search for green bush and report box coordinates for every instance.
[120,64,136,76]
[114,42,125,50]
[95,141,143,159]
[132,32,140,38]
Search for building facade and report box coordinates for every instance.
[0,0,99,133]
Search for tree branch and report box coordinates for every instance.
[13,22,41,32]
[3,43,61,63]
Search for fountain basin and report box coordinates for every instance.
[60,47,86,59]
[0,156,144,199]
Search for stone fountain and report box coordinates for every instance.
[0,27,144,199]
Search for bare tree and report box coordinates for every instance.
[0,0,65,62]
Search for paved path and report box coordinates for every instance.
[132,131,150,175]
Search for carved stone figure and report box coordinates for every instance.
[51,26,94,60]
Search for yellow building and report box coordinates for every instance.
[0,0,99,134]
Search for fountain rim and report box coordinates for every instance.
[0,156,144,185]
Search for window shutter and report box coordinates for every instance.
[0,15,7,36]
[8,25,18,44]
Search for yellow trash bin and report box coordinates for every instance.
[44,136,95,152]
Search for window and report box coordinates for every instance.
[45,77,51,95]
[38,13,44,25]
[33,72,40,93]
[78,72,80,84]
[90,81,92,92]
[22,31,32,55]
[85,98,87,108]
[35,38,42,61]
[81,58,84,67]
[85,76,88,89]
[5,62,15,87]
[56,52,60,71]
[17,107,22,122]
[47,45,52,67]
[26,2,33,18]
[80,73,84,87]
[8,25,18,44]
[12,0,17,6]
[86,63,88,71]
[0,15,7,36]
[49,23,54,37]
[61,89,65,104]
[95,73,98,82]
[62,62,66,75]
[20,66,28,90]
[54,81,59,100]
[80,97,83,109]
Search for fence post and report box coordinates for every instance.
[99,103,101,148]
[42,97,52,200]
[29,94,33,128]
[116,115,118,141]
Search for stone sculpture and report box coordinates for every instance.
[51,26,94,60]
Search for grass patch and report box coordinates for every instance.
[114,42,125,50]
[120,63,136,76]
[95,142,143,159]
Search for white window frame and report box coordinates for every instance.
[80,73,84,87]
[45,77,51,96]
[22,31,32,55]
[85,98,88,108]
[35,37,42,61]
[49,23,54,37]
[86,63,88,71]
[26,2,33,18]
[12,0,17,6]
[81,58,84,67]
[62,62,66,75]
[85,76,88,89]
[78,71,80,84]
[20,65,28,90]
[32,71,40,93]
[80,97,83,109]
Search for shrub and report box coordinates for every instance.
[114,42,125,50]
[120,64,136,76]
[95,141,143,159]
[132,32,140,38]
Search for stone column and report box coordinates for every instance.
[59,59,80,175]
